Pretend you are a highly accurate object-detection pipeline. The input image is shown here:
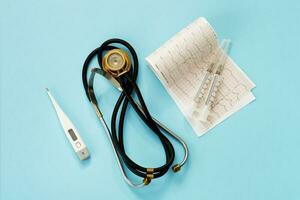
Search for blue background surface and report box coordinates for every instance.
[1,0,300,199]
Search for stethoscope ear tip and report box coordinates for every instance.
[172,164,181,173]
[143,177,152,185]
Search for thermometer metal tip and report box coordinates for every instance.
[46,88,90,160]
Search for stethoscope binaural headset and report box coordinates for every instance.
[82,38,189,188]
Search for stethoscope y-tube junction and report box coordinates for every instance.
[82,38,188,188]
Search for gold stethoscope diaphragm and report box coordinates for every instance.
[102,49,131,77]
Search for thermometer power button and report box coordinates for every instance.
[75,141,81,148]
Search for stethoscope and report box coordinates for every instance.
[82,38,188,188]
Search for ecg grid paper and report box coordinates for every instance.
[146,18,255,136]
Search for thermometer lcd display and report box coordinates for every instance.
[68,129,78,141]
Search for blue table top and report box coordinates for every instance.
[1,0,300,199]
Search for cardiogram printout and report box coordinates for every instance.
[146,17,255,136]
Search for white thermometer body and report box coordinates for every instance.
[46,88,90,160]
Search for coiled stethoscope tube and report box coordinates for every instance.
[82,38,188,187]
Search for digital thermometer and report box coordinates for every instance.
[46,88,90,160]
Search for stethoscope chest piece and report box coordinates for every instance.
[102,49,131,77]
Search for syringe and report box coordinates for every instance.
[194,63,215,103]
[199,39,231,122]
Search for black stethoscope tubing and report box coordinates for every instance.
[82,38,188,186]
